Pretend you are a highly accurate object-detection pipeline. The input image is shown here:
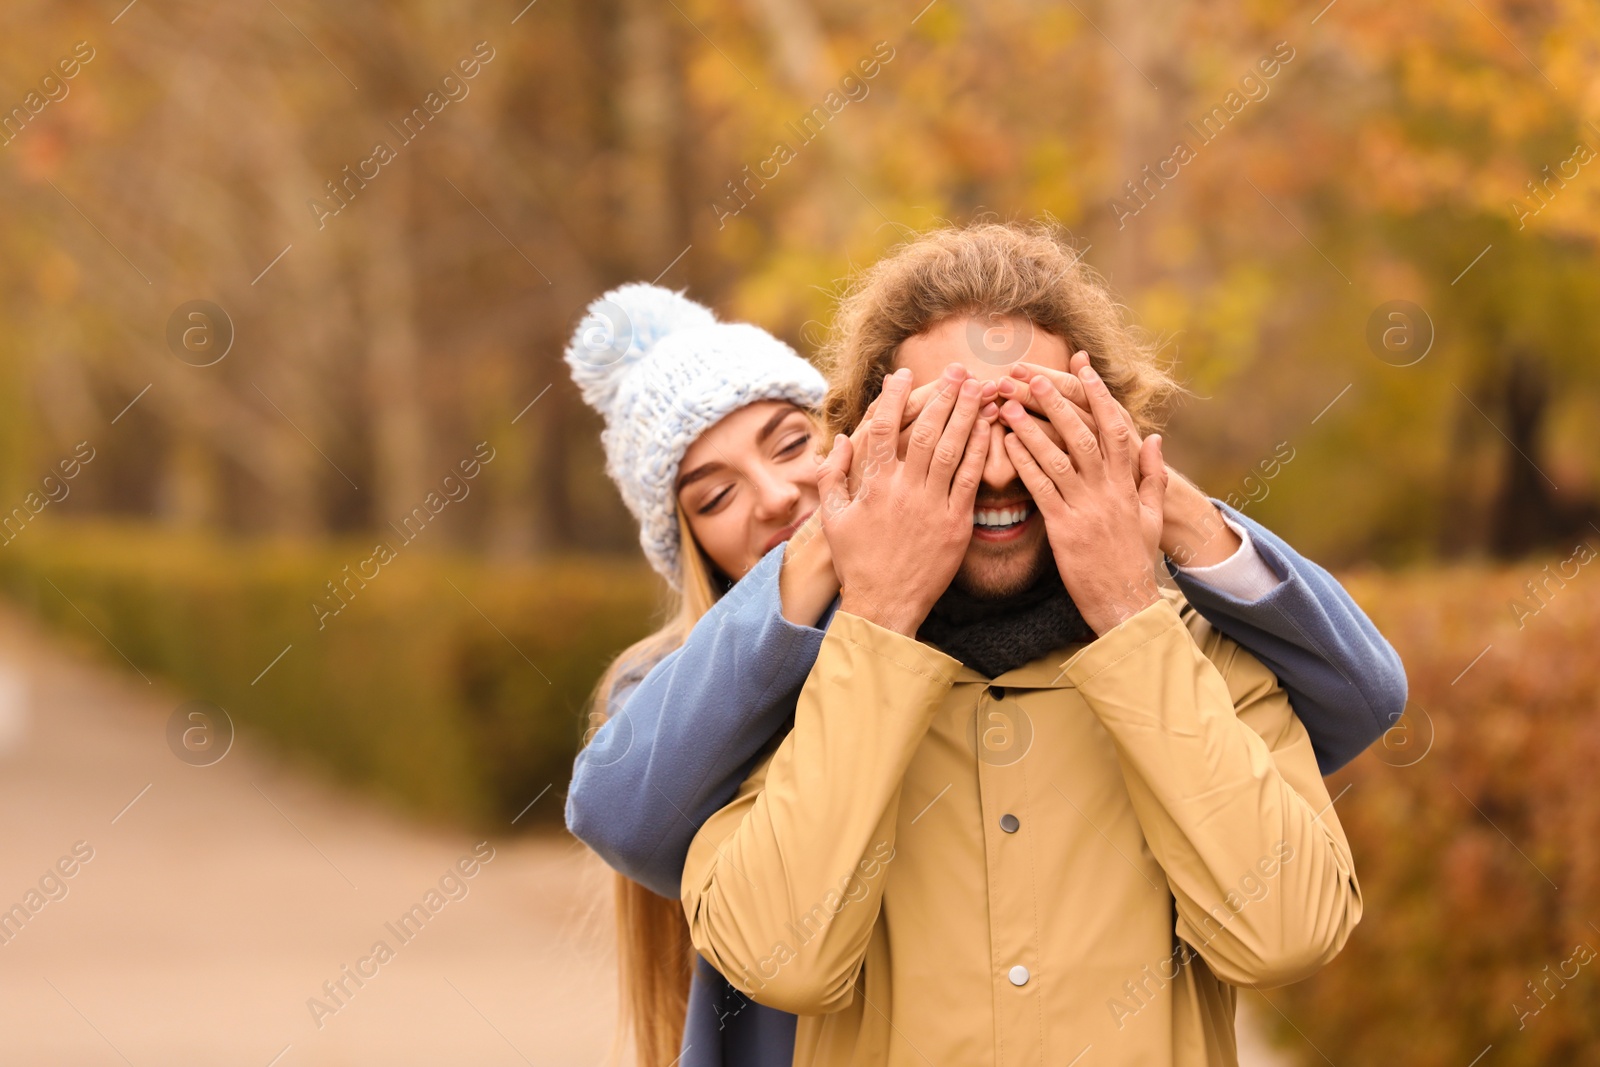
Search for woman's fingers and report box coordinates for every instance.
[1137,434,1167,518]
[1078,362,1134,481]
[863,369,913,492]
[999,351,1151,492]
[927,377,985,489]
[1004,401,1085,450]
[1001,430,1067,516]
[997,373,1095,433]
[998,398,1080,498]
[900,368,998,457]
[902,367,964,484]
[1018,376,1103,481]
[1119,395,1144,451]
[847,396,880,492]
[1064,351,1143,451]
[1009,360,1090,408]
[905,365,1001,427]
[818,433,852,523]
[949,414,994,515]
[902,364,969,427]
[1010,351,1146,456]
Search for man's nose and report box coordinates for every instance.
[980,420,1020,493]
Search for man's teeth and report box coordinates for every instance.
[973,504,1032,528]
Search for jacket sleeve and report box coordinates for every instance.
[1061,597,1363,989]
[1169,499,1408,774]
[682,610,965,1015]
[564,543,832,899]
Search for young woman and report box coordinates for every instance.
[562,283,1405,1067]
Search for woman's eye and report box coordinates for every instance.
[778,432,811,457]
[698,488,731,515]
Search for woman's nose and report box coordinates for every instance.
[751,464,803,517]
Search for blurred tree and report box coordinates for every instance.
[0,0,1595,563]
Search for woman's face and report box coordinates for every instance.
[676,400,820,582]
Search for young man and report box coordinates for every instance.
[681,223,1369,1065]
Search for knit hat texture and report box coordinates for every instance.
[564,283,827,588]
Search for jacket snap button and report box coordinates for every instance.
[999,813,1020,834]
[987,685,1006,700]
[1008,964,1029,986]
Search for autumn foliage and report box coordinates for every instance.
[1273,561,1600,1065]
[1,0,1596,565]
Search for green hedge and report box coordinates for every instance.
[12,527,1599,1058]
[0,521,660,829]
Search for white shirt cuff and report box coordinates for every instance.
[1172,511,1283,602]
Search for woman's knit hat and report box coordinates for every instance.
[563,283,828,588]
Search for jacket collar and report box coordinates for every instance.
[945,585,1187,689]
[950,652,1086,689]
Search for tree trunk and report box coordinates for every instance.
[362,165,433,538]
[1488,351,1560,557]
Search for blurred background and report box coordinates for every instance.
[1,0,1597,1063]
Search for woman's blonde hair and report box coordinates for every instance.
[581,221,1173,1061]
[819,220,1181,442]
[580,402,818,1065]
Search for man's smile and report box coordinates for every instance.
[971,500,1036,543]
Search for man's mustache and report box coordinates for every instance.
[972,484,1033,509]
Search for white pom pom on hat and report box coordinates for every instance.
[563,283,827,589]
[565,283,716,415]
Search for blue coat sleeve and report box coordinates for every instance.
[564,543,833,899]
[1169,499,1408,775]
[569,500,1405,897]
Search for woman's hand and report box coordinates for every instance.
[998,351,1102,437]
[818,368,994,637]
[846,365,999,493]
[1004,351,1241,568]
[998,363,1168,635]
[788,367,998,626]
[779,506,839,626]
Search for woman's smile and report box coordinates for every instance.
[765,508,817,554]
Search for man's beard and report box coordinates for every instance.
[950,530,1053,600]
[916,537,1098,677]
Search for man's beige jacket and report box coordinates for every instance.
[682,587,1362,1066]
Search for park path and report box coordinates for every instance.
[0,602,620,1066]
[0,600,1293,1066]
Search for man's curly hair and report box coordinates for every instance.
[817,221,1181,445]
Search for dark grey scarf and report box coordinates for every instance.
[915,561,1096,678]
